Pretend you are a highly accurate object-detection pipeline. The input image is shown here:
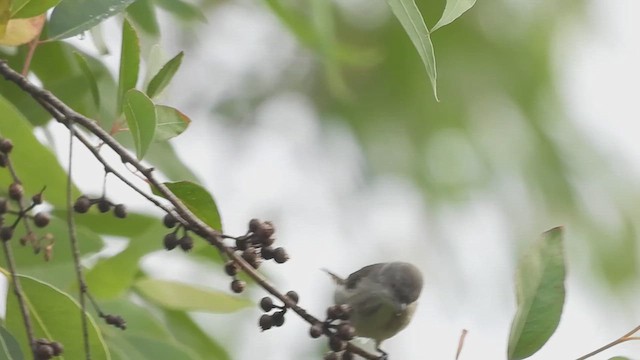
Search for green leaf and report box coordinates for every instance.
[0,94,80,207]
[117,19,140,114]
[0,0,10,36]
[152,181,222,231]
[73,51,101,110]
[11,0,60,18]
[507,227,566,360]
[105,333,197,360]
[608,357,631,360]
[385,0,438,100]
[134,278,252,312]
[163,310,230,360]
[126,0,159,36]
[48,0,136,40]
[4,275,110,359]
[154,105,190,141]
[0,326,24,360]
[123,89,156,160]
[431,0,476,32]
[146,51,184,98]
[152,0,207,23]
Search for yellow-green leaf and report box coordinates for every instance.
[123,89,156,160]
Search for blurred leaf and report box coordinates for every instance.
[0,14,45,46]
[152,181,222,231]
[48,0,136,40]
[123,89,156,160]
[152,0,207,23]
[117,19,140,114]
[163,310,230,360]
[11,0,60,18]
[0,0,9,36]
[608,357,631,360]
[73,51,101,109]
[0,94,80,207]
[154,105,190,141]
[431,0,476,32]
[4,275,109,359]
[0,326,23,360]
[134,278,253,312]
[100,299,172,339]
[508,227,566,360]
[126,0,159,36]
[386,0,438,100]
[89,24,109,55]
[106,333,197,360]
[146,51,183,98]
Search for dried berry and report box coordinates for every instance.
[179,235,194,252]
[261,246,274,260]
[337,323,355,341]
[309,323,323,338]
[235,236,248,251]
[286,290,299,305]
[259,314,273,330]
[342,351,354,360]
[272,310,285,327]
[114,204,127,218]
[337,304,351,320]
[255,221,275,242]
[262,236,275,247]
[97,198,111,213]
[248,218,261,233]
[329,336,346,352]
[73,196,91,213]
[0,227,13,241]
[224,261,238,276]
[323,353,339,360]
[34,343,53,360]
[242,246,257,263]
[104,314,127,330]
[8,182,23,201]
[34,212,50,228]
[231,279,245,293]
[32,192,43,205]
[163,233,179,250]
[50,341,64,356]
[273,247,289,264]
[163,213,177,228]
[0,139,13,154]
[260,297,274,312]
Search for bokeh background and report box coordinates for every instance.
[4,0,640,358]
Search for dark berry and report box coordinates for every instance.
[179,235,194,251]
[0,139,13,154]
[0,154,7,167]
[104,314,126,330]
[260,297,274,312]
[235,236,248,250]
[273,247,289,264]
[323,353,339,360]
[262,237,275,246]
[329,336,346,352]
[8,182,23,201]
[114,204,127,218]
[32,192,43,205]
[50,341,64,356]
[34,343,53,360]
[242,247,257,263]
[231,279,245,293]
[272,310,285,327]
[73,196,91,213]
[0,227,13,241]
[248,218,261,233]
[224,261,238,276]
[337,305,351,320]
[163,233,179,250]
[163,213,177,228]
[97,198,111,213]
[34,212,50,228]
[342,351,354,360]
[337,323,355,341]
[259,314,273,330]
[0,198,7,213]
[255,221,275,242]
[309,323,323,338]
[261,246,274,260]
[286,290,299,305]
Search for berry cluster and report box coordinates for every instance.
[258,291,299,331]
[162,212,194,252]
[33,338,63,360]
[102,313,127,330]
[73,195,127,218]
[309,305,356,360]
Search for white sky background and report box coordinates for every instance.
[1,0,637,359]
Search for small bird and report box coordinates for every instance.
[325,262,423,357]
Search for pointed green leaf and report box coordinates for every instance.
[123,89,156,160]
[73,51,101,109]
[146,51,184,98]
[151,181,222,231]
[48,0,136,40]
[126,0,159,36]
[0,326,24,360]
[385,0,438,100]
[154,105,190,141]
[11,0,60,18]
[4,275,109,359]
[134,278,252,313]
[117,19,140,114]
[431,0,476,32]
[507,227,566,360]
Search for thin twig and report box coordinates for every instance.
[455,329,468,360]
[576,325,640,360]
[67,122,91,359]
[0,60,382,360]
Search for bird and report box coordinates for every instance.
[325,262,423,358]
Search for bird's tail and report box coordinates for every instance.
[322,268,346,285]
